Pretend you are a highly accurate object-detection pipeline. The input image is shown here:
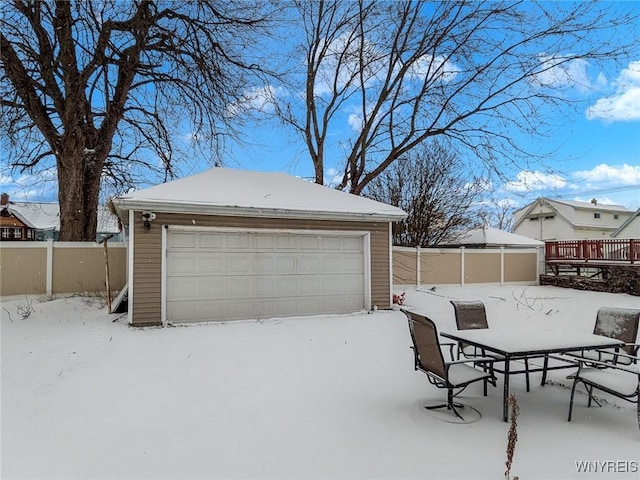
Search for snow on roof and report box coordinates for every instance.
[113,167,407,221]
[7,202,120,233]
[453,226,544,247]
[542,197,630,212]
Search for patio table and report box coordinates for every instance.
[440,327,624,422]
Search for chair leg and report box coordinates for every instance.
[447,389,464,420]
[524,358,531,392]
[541,354,549,386]
[568,377,579,422]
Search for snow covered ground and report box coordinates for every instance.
[2,284,639,479]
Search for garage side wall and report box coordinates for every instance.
[130,212,391,326]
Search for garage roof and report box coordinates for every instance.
[113,167,407,222]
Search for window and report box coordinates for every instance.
[13,228,21,239]
[529,217,539,221]
[594,213,600,219]
[614,214,619,220]
[1,228,9,239]
[544,215,555,220]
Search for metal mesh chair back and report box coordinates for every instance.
[450,300,489,330]
[594,307,640,355]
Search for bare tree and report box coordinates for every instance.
[1,0,274,240]
[274,1,639,194]
[484,198,518,232]
[364,142,485,247]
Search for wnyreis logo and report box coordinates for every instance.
[575,460,639,473]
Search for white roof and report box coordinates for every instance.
[113,167,407,222]
[7,202,120,233]
[454,227,544,247]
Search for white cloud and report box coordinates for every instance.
[313,33,383,97]
[504,170,568,192]
[324,168,342,187]
[572,195,618,206]
[586,61,640,122]
[347,113,363,132]
[227,85,280,117]
[0,171,57,201]
[408,54,460,82]
[533,56,606,93]
[571,163,640,186]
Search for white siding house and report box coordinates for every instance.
[612,208,640,239]
[513,197,633,241]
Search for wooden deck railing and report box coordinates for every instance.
[545,239,640,264]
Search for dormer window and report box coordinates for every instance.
[594,213,600,219]
[614,214,619,220]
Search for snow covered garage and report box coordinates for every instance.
[113,168,406,326]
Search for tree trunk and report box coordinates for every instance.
[56,142,103,242]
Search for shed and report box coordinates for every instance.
[113,168,407,326]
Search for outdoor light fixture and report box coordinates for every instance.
[141,211,156,230]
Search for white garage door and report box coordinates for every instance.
[165,229,367,323]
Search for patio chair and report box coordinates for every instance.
[567,353,639,429]
[450,300,531,391]
[567,307,639,365]
[402,309,496,421]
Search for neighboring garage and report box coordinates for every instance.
[113,167,406,326]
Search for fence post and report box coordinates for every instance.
[46,240,53,297]
[416,245,421,287]
[500,246,505,286]
[460,246,465,286]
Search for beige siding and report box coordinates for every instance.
[0,246,46,295]
[131,212,391,326]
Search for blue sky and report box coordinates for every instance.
[1,3,639,214]
[221,57,640,212]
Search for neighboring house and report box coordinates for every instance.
[611,208,640,239]
[0,193,37,241]
[0,193,122,241]
[112,167,407,326]
[512,197,633,241]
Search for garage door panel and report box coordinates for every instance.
[299,236,321,250]
[343,236,363,251]
[169,232,197,248]
[341,255,364,273]
[224,253,253,274]
[198,232,225,249]
[166,230,366,323]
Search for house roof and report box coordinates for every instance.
[3,202,120,233]
[0,205,36,228]
[112,167,407,222]
[513,197,632,231]
[544,198,630,212]
[612,208,640,238]
[446,226,544,247]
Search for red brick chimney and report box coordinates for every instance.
[0,193,8,206]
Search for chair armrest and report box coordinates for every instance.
[440,341,456,361]
[573,356,639,375]
[446,356,495,366]
[594,349,638,362]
